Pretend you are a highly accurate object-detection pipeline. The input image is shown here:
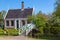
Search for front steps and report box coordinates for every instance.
[19,23,35,36]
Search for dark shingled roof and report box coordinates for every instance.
[6,8,33,18]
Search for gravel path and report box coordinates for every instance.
[0,35,34,40]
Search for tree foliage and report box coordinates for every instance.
[0,12,3,21]
[35,12,47,28]
[27,11,47,34]
[0,10,6,29]
[53,0,60,16]
[51,0,60,27]
[48,0,60,35]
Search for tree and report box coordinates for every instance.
[52,0,60,27]
[48,0,60,35]
[53,0,60,16]
[0,12,3,21]
[1,10,6,17]
[0,10,6,29]
[0,12,4,28]
[27,11,47,35]
[35,12,47,34]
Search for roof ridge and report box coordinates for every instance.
[9,8,33,10]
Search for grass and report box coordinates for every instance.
[0,28,19,36]
[0,28,4,35]
[6,28,19,36]
[33,36,60,40]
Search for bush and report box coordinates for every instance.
[50,27,60,36]
[0,28,4,35]
[6,28,19,36]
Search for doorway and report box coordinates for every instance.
[16,20,19,29]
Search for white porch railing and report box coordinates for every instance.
[19,23,35,35]
[26,24,35,35]
[19,26,26,35]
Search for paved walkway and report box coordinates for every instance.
[0,35,34,40]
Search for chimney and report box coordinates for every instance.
[21,1,24,11]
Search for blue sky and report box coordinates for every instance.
[0,0,56,14]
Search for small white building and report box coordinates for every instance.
[4,1,33,29]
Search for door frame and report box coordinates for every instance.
[16,20,19,29]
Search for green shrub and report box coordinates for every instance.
[6,28,19,36]
[50,27,60,36]
[0,28,4,35]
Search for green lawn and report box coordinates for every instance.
[33,39,48,40]
[33,36,60,40]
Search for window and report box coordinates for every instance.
[11,20,14,26]
[22,20,25,25]
[6,20,9,26]
[27,20,31,24]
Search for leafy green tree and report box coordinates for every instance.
[35,12,47,34]
[48,0,60,35]
[0,10,6,29]
[0,12,4,28]
[0,12,3,21]
[52,0,60,27]
[48,14,60,35]
[53,0,60,16]
[1,10,6,17]
[27,11,47,34]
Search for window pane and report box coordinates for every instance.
[6,20,9,26]
[11,20,14,26]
